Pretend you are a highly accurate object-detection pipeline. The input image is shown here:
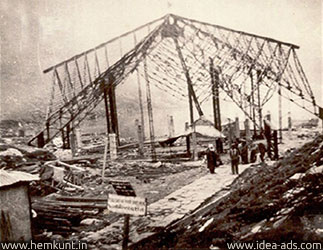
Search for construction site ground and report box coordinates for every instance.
[67,129,319,249]
[1,127,321,249]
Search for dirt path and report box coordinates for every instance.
[81,163,250,249]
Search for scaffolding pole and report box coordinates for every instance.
[250,70,257,136]
[278,84,283,142]
[143,57,157,161]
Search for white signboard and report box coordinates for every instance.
[108,194,147,216]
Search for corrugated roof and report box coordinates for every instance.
[0,169,39,188]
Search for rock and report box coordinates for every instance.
[0,148,23,157]
[54,149,73,160]
[152,161,162,168]
[80,218,103,226]
[51,234,64,241]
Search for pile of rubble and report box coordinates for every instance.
[0,140,206,243]
[0,144,56,170]
[132,135,323,249]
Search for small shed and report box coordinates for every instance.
[0,169,39,242]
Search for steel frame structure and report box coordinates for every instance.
[28,14,322,148]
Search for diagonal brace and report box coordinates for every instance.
[173,37,204,117]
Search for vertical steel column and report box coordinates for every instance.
[278,84,283,142]
[188,90,194,124]
[103,81,111,134]
[250,70,257,136]
[210,59,217,129]
[257,70,263,132]
[143,57,157,161]
[37,132,45,148]
[136,69,146,141]
[210,59,221,131]
[214,68,221,131]
[134,33,146,141]
[66,123,71,149]
[108,76,119,145]
[277,46,284,143]
[46,121,50,143]
[135,119,144,156]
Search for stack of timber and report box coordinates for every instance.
[32,196,107,235]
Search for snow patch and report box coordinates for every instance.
[199,218,214,232]
[307,165,323,175]
[283,187,304,199]
[289,173,304,180]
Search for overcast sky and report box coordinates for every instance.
[0,0,322,126]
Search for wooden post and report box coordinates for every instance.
[288,112,292,132]
[103,85,111,134]
[102,134,108,178]
[245,119,251,141]
[264,122,272,159]
[135,119,144,156]
[136,69,145,142]
[168,115,175,137]
[109,133,117,160]
[143,58,157,161]
[235,117,240,139]
[228,118,232,145]
[75,126,82,149]
[186,135,191,157]
[273,130,278,160]
[37,132,45,148]
[122,215,130,250]
[192,123,197,160]
[185,122,191,157]
[70,129,77,156]
[46,121,50,143]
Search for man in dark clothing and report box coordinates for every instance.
[230,144,240,175]
[240,141,249,164]
[206,144,218,174]
[258,142,267,162]
[250,143,258,163]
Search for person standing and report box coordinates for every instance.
[206,144,218,174]
[258,142,267,162]
[250,143,258,163]
[230,144,240,175]
[241,141,249,164]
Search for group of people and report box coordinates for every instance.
[205,139,267,175]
